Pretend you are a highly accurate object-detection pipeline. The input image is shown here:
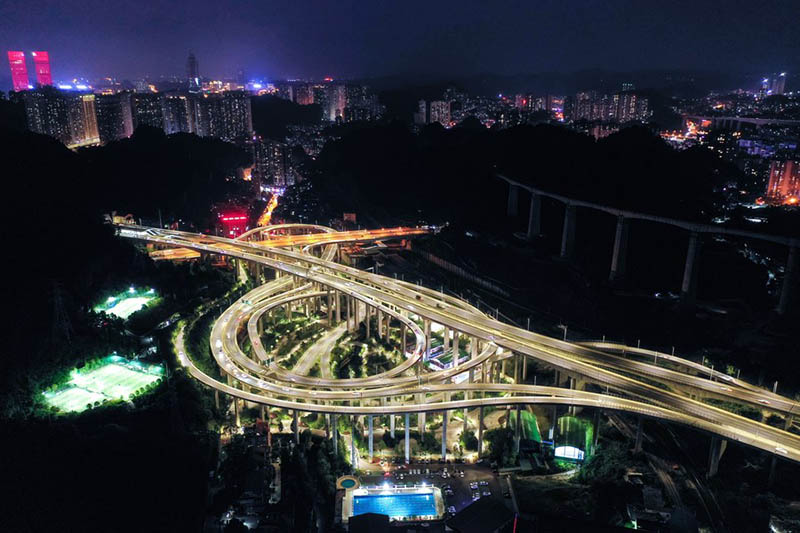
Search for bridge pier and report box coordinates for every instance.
[332,414,338,450]
[452,330,459,368]
[560,204,576,260]
[368,415,374,461]
[634,416,643,453]
[593,409,601,451]
[419,411,426,436]
[442,411,448,459]
[463,407,469,435]
[507,184,519,217]
[527,192,541,239]
[609,215,630,282]
[681,232,702,306]
[351,416,357,467]
[234,397,240,427]
[478,406,484,457]
[778,246,798,315]
[405,413,410,463]
[707,436,727,478]
[515,404,521,454]
[402,325,407,355]
[390,414,395,439]
[293,410,299,444]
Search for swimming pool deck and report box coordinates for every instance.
[342,483,444,524]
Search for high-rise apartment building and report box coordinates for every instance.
[31,51,52,86]
[67,94,100,147]
[252,137,294,186]
[414,100,428,125]
[293,84,314,105]
[163,93,195,134]
[567,91,650,123]
[95,92,134,143]
[133,92,166,129]
[194,91,252,141]
[766,160,800,204]
[326,85,347,121]
[429,101,451,126]
[7,51,29,91]
[22,87,71,143]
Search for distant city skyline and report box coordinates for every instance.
[2,0,799,86]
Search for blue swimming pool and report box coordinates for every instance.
[352,492,437,519]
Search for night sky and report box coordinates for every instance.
[1,0,798,82]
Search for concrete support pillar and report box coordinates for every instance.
[522,355,528,381]
[365,304,370,337]
[234,396,240,427]
[385,314,390,344]
[514,353,520,383]
[377,310,383,338]
[422,320,431,375]
[335,290,341,323]
[478,406,484,457]
[452,330,459,368]
[560,204,577,260]
[368,415,374,461]
[514,404,522,454]
[351,416,357,467]
[327,289,332,325]
[215,390,220,410]
[285,302,291,320]
[463,407,469,435]
[443,327,450,353]
[609,215,630,282]
[634,416,643,453]
[293,410,299,444]
[402,325,407,356]
[769,455,778,488]
[260,404,265,422]
[707,436,727,478]
[527,192,541,239]
[507,184,519,217]
[593,410,600,452]
[680,232,702,306]
[325,413,330,439]
[778,246,798,315]
[419,411,426,436]
[405,413,410,463]
[441,411,447,459]
[390,414,395,439]
[332,414,338,450]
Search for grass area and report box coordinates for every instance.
[94,287,158,320]
[43,356,164,413]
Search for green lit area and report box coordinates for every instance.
[93,286,158,320]
[43,355,164,413]
[556,415,595,461]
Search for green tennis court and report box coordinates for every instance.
[43,358,163,413]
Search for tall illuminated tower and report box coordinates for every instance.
[7,51,30,91]
[187,52,200,92]
[31,51,53,86]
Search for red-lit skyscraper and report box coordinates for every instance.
[7,51,29,91]
[31,51,52,86]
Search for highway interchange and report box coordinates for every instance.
[117,223,800,465]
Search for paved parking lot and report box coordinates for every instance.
[361,462,508,518]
